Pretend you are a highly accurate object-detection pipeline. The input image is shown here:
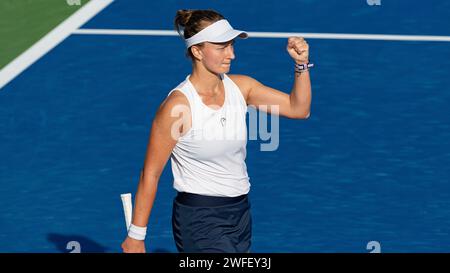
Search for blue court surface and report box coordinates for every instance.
[1,0,450,253]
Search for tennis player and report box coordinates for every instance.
[121,9,312,253]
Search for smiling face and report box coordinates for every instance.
[191,40,235,74]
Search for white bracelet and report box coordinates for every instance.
[128,224,147,241]
[295,62,314,73]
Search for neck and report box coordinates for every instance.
[189,63,223,95]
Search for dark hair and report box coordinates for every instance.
[174,9,225,59]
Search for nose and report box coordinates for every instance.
[226,44,235,60]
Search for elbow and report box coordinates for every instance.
[298,112,310,119]
[290,110,311,119]
[288,103,311,119]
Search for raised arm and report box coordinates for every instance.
[121,91,190,253]
[229,37,311,119]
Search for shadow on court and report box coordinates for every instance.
[47,233,108,253]
[151,248,173,253]
[47,233,173,253]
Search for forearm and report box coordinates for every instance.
[132,171,159,227]
[289,69,311,118]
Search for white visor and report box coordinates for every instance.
[184,19,248,48]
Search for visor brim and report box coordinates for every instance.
[207,29,248,43]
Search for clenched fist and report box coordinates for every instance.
[287,37,309,64]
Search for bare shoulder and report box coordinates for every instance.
[166,89,189,105]
[152,90,190,126]
[152,90,191,137]
[228,74,261,101]
[158,90,190,115]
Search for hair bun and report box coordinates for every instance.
[175,9,194,27]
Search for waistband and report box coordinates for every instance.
[175,191,248,207]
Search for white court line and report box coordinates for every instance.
[74,29,178,36]
[73,28,450,42]
[0,0,114,90]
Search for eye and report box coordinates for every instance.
[217,42,234,50]
[223,44,233,49]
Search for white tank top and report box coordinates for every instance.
[167,74,250,197]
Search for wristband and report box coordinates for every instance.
[128,224,147,241]
[295,62,314,73]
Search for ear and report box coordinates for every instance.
[190,45,203,61]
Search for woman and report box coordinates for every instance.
[121,9,312,253]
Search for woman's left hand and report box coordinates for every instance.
[286,37,309,64]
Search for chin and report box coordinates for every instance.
[210,66,230,75]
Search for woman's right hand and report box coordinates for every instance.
[121,236,146,253]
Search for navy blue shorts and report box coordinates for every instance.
[172,192,252,253]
